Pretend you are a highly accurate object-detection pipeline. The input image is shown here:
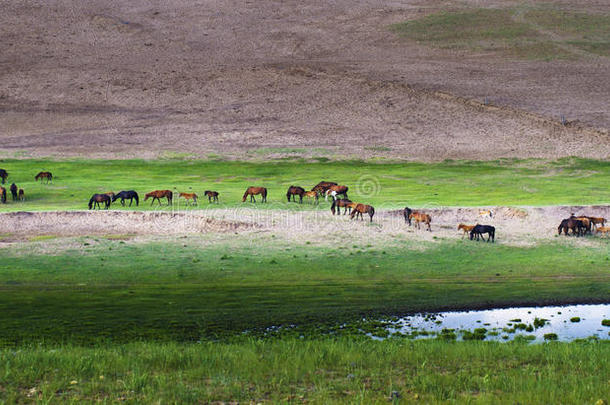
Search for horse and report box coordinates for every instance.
[242,187,267,203]
[286,186,305,203]
[0,169,7,184]
[558,218,584,236]
[18,189,24,202]
[112,190,139,206]
[303,190,318,204]
[35,172,53,183]
[595,226,610,237]
[204,190,219,203]
[9,183,17,201]
[470,224,495,242]
[403,207,413,224]
[88,193,111,210]
[573,216,592,234]
[587,216,606,230]
[144,190,173,206]
[350,203,375,222]
[457,223,475,238]
[479,210,493,218]
[330,198,353,215]
[312,181,337,196]
[324,185,349,201]
[179,192,198,205]
[0,187,6,203]
[409,212,432,231]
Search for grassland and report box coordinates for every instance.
[390,7,610,59]
[1,339,608,403]
[0,157,608,211]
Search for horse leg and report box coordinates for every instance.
[427,221,431,231]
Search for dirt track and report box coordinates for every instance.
[1,206,607,248]
[0,0,608,161]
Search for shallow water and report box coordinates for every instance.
[383,304,609,342]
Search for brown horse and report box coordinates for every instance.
[286,186,305,203]
[558,218,585,236]
[573,216,592,234]
[325,185,349,201]
[18,189,24,202]
[350,203,375,222]
[204,190,219,203]
[457,223,475,238]
[35,172,53,183]
[478,210,493,218]
[303,190,318,204]
[312,181,337,196]
[179,192,198,205]
[595,226,610,237]
[88,193,111,210]
[588,216,606,229]
[243,187,267,203]
[0,187,6,203]
[409,212,432,231]
[330,198,353,215]
[145,190,173,205]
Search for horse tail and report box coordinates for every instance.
[49,173,53,181]
[370,206,375,217]
[262,188,267,198]
[134,193,139,205]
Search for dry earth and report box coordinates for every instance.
[1,206,608,249]
[0,0,609,161]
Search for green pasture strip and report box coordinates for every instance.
[0,339,608,403]
[0,240,607,344]
[0,158,607,210]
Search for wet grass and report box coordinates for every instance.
[0,157,607,211]
[0,239,607,345]
[0,339,608,403]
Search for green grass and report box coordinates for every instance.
[390,7,610,59]
[0,239,608,344]
[0,157,608,211]
[0,339,608,403]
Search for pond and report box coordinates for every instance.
[376,304,609,342]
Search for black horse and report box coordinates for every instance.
[0,169,8,184]
[403,207,413,225]
[470,224,495,242]
[9,183,18,201]
[88,193,111,210]
[112,190,139,207]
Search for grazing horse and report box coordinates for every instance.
[470,224,495,242]
[350,203,375,222]
[303,190,318,204]
[573,216,592,234]
[9,183,17,201]
[242,187,267,203]
[457,223,475,238]
[595,226,610,237]
[479,210,493,218]
[88,193,111,210]
[0,187,6,203]
[558,218,584,236]
[0,169,7,184]
[286,186,305,203]
[204,190,219,203]
[35,172,53,183]
[324,185,348,201]
[409,212,432,231]
[112,190,139,206]
[403,207,413,224]
[179,192,198,205]
[18,189,24,202]
[330,198,353,215]
[312,181,337,196]
[144,190,173,206]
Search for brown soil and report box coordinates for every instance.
[0,0,608,161]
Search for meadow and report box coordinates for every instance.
[0,157,608,210]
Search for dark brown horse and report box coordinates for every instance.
[403,207,413,224]
[286,186,305,203]
[144,190,173,205]
[0,169,7,184]
[0,187,6,203]
[558,218,585,236]
[9,183,17,201]
[204,190,219,203]
[331,198,354,215]
[88,193,111,210]
[243,187,267,203]
[112,190,139,206]
[35,172,53,183]
[350,203,375,222]
[312,181,337,196]
[18,189,24,202]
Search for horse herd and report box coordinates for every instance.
[0,169,53,204]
